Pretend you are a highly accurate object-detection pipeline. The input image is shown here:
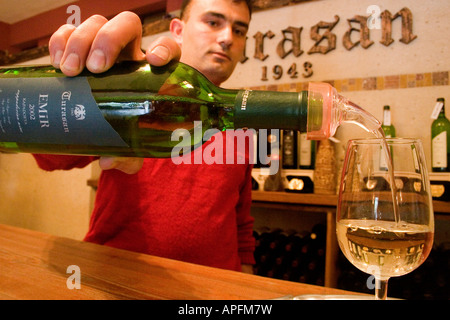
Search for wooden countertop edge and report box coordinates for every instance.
[0,224,358,300]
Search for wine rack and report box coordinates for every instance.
[253,224,327,286]
[251,191,339,287]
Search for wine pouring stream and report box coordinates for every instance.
[312,84,434,301]
[307,82,401,222]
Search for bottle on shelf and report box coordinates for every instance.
[431,98,450,172]
[381,105,396,138]
[0,61,381,158]
[282,130,297,169]
[380,105,396,170]
[298,132,316,169]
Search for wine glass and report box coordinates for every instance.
[336,138,434,300]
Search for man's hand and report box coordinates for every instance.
[98,157,145,175]
[49,12,181,174]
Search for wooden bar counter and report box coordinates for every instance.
[0,223,356,300]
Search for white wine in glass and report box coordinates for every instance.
[336,138,434,299]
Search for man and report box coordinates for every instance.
[34,0,255,273]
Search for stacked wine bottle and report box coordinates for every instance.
[253,224,326,286]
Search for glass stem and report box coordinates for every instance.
[375,278,389,300]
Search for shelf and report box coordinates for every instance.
[252,191,337,207]
[89,179,450,214]
[431,200,450,214]
[251,190,450,214]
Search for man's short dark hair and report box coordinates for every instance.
[180,0,253,20]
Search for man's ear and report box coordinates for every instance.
[170,18,184,47]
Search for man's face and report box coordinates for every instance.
[174,0,250,85]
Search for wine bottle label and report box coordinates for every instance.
[299,132,312,166]
[282,130,295,167]
[379,146,388,170]
[0,77,128,147]
[383,109,391,126]
[432,131,447,168]
[234,90,307,131]
[430,101,444,120]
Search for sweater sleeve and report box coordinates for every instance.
[235,163,256,266]
[32,154,98,171]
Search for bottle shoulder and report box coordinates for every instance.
[432,117,450,127]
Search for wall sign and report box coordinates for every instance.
[242,7,416,81]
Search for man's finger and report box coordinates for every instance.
[86,11,146,73]
[145,36,181,66]
[48,24,77,68]
[59,15,109,76]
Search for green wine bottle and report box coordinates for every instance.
[0,61,379,158]
[431,98,450,172]
[381,105,395,138]
[379,105,395,170]
[282,130,296,169]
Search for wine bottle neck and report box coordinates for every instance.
[234,90,308,131]
[436,98,446,116]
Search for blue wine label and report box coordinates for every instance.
[0,77,128,147]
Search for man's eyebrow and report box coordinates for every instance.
[205,11,249,29]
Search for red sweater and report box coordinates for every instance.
[33,133,255,271]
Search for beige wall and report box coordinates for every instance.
[0,0,448,239]
[0,153,94,239]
